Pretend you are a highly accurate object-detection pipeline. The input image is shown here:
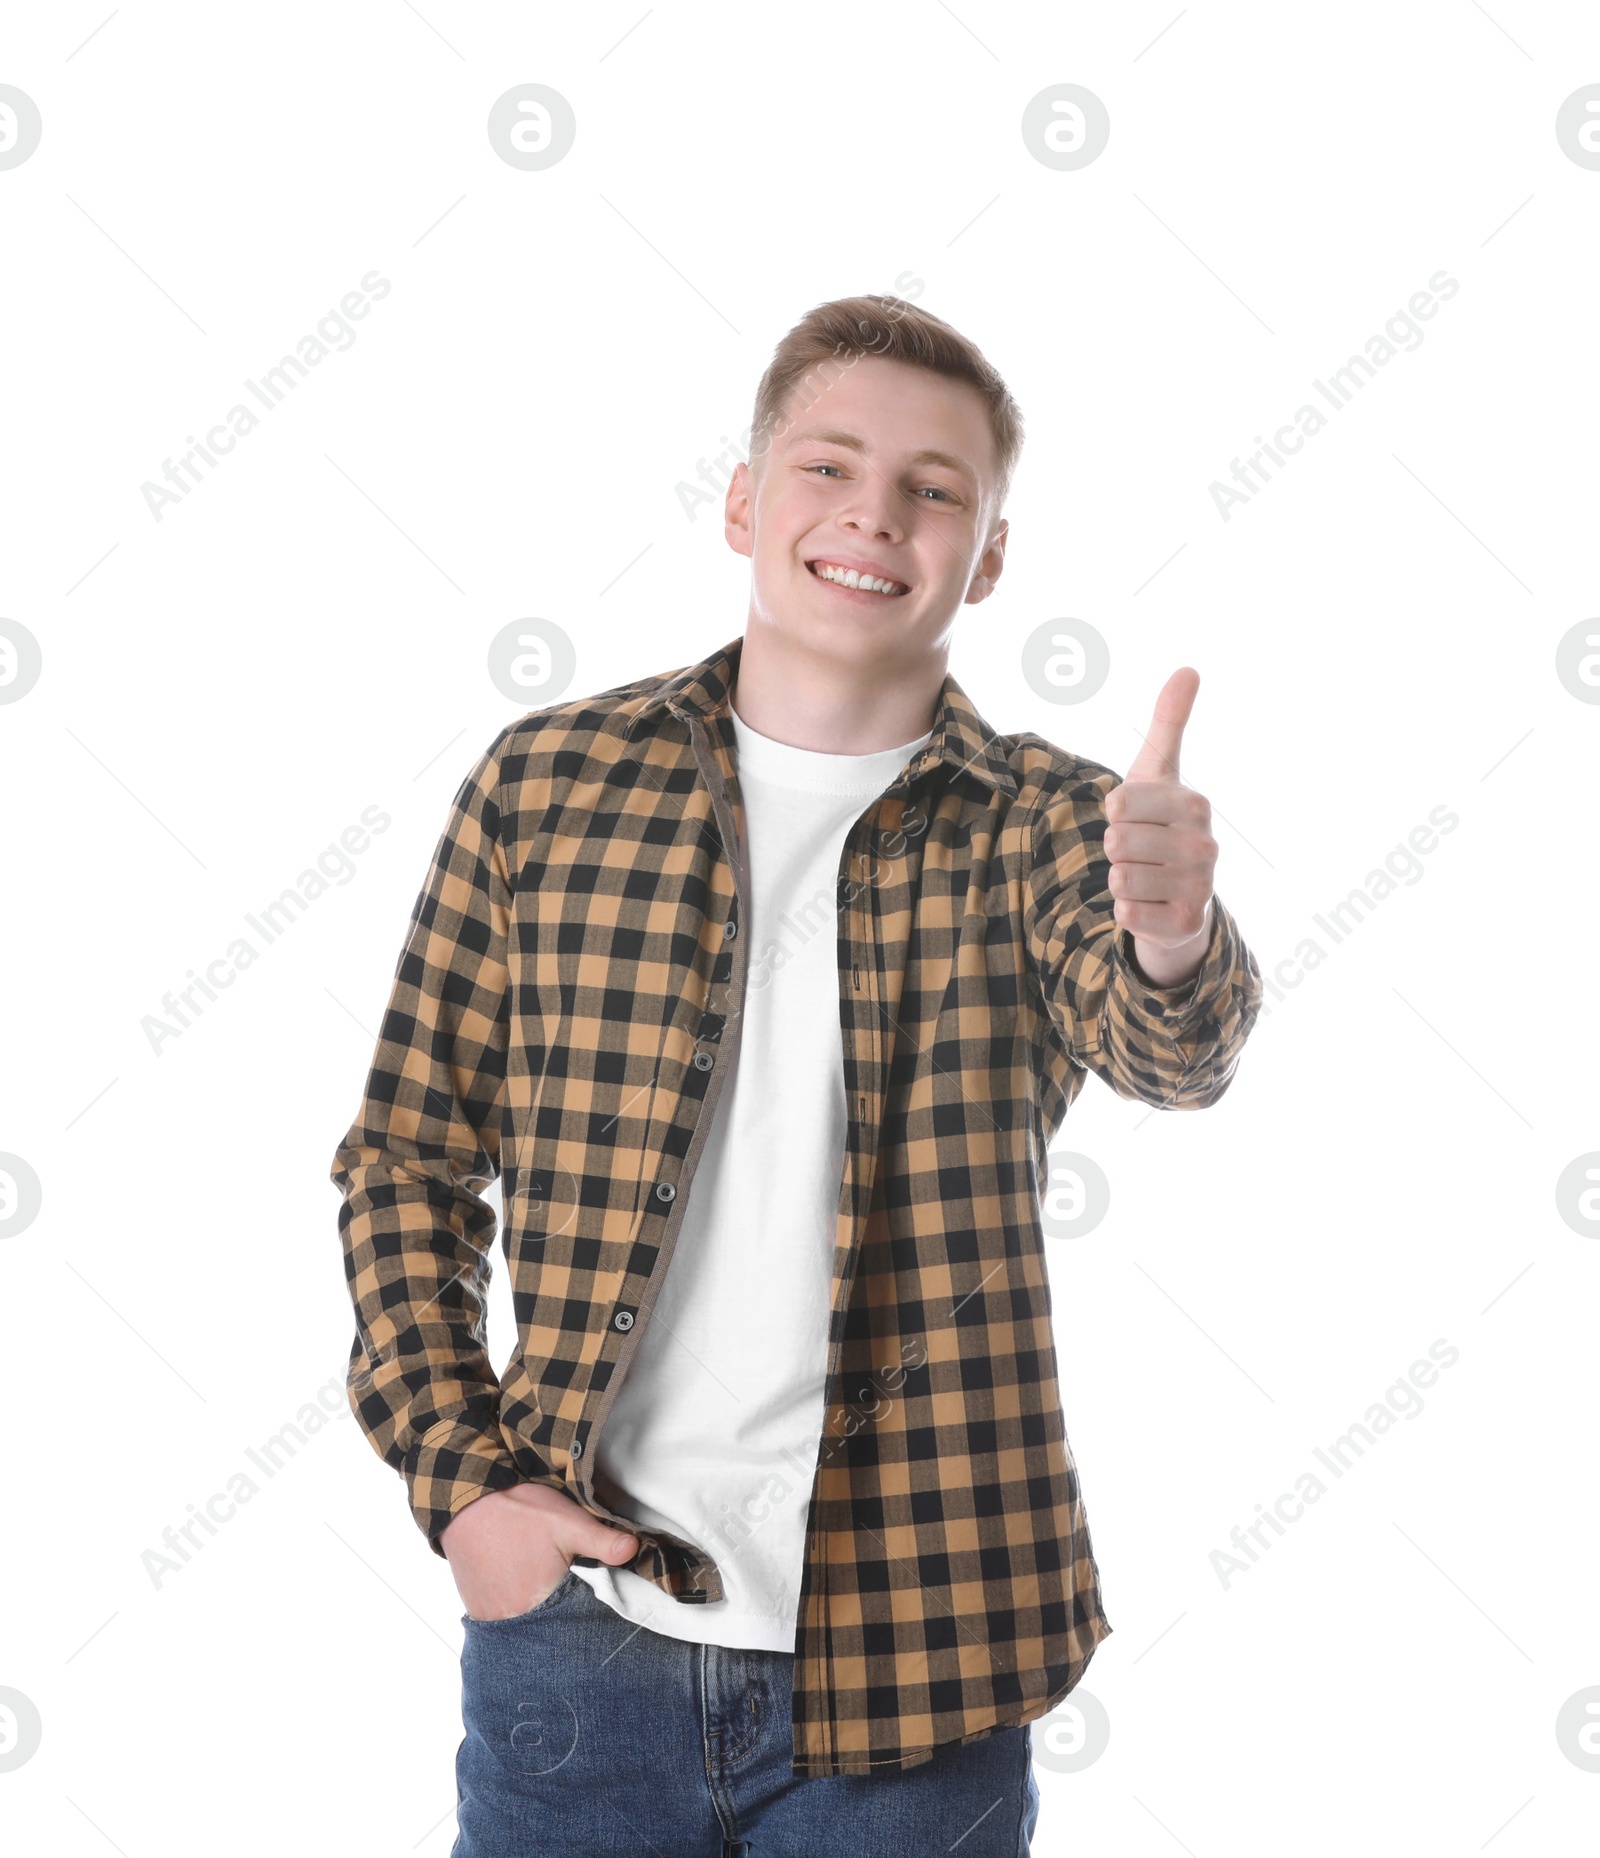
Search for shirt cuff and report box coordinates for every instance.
[406,1415,528,1559]
[1113,904,1231,1021]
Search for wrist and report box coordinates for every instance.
[1128,911,1211,989]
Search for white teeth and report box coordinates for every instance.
[812,562,904,595]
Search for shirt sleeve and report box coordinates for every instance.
[1025,768,1263,1109]
[329,730,546,1557]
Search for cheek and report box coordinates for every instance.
[758,488,818,540]
[922,539,972,586]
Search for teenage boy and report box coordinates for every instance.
[331,294,1262,1856]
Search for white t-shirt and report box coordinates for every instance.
[570,700,934,1649]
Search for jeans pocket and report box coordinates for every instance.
[461,1565,580,1628]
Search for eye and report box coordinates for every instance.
[917,486,957,502]
[804,462,846,478]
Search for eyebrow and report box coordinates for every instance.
[782,425,979,487]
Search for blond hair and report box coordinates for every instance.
[747,294,1023,513]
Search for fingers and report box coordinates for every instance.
[1106,825,1217,875]
[1112,895,1212,943]
[1123,667,1199,784]
[1105,780,1211,827]
[500,1482,640,1565]
[1109,861,1200,902]
[1104,821,1195,866]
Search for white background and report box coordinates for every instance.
[2,3,1597,1853]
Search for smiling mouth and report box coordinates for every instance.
[806,559,910,597]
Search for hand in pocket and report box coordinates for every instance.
[441,1482,640,1621]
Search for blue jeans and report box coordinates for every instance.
[451,1567,1040,1856]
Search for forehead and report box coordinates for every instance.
[776,355,996,488]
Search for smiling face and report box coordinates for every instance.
[724,354,1008,676]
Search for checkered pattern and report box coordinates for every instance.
[330,632,1262,1775]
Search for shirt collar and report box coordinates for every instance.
[620,633,1019,800]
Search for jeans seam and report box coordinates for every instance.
[712,1654,767,1767]
[699,1643,741,1845]
[1014,1725,1033,1856]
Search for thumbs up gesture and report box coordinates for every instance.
[1103,668,1218,989]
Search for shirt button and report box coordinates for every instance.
[613,1309,635,1332]
[655,1182,676,1203]
[693,1050,715,1071]
[570,1438,584,1460]
[723,918,737,940]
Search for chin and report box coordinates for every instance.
[767,607,897,658]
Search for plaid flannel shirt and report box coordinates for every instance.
[330,631,1262,1776]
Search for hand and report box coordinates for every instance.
[440,1482,639,1621]
[1104,668,1218,989]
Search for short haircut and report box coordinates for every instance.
[747,294,1023,515]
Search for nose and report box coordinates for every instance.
[838,469,905,541]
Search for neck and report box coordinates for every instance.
[728,622,944,754]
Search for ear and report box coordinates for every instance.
[724,459,754,561]
[963,516,1008,605]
